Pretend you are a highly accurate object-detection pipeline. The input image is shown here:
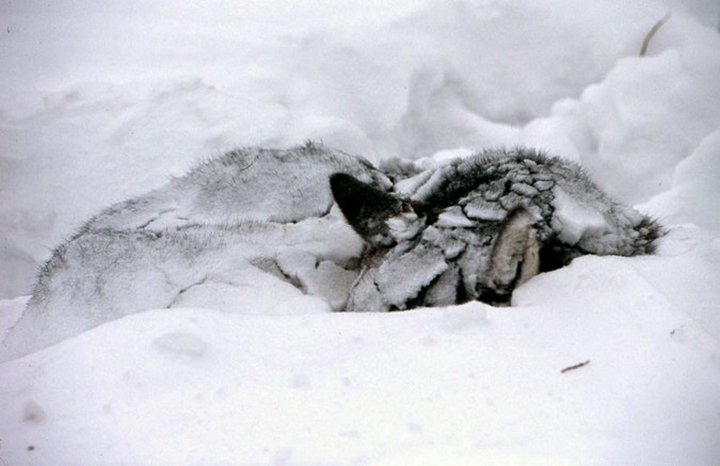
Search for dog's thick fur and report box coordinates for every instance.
[1,143,662,360]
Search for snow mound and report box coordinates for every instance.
[1,242,718,464]
[1,0,719,463]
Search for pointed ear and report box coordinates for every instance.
[330,173,402,244]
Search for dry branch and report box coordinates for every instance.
[640,12,672,56]
[561,360,591,373]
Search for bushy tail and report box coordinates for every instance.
[632,216,665,255]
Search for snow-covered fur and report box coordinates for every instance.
[1,143,390,360]
[1,144,661,360]
[333,148,662,311]
[77,142,391,231]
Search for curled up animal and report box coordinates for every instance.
[0,142,662,361]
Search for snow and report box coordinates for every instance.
[552,187,610,246]
[1,0,720,464]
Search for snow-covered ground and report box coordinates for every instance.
[1,1,719,464]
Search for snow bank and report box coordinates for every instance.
[641,127,720,230]
[1,0,719,464]
[523,44,720,206]
[1,230,718,464]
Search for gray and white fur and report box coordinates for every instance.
[1,143,390,360]
[1,144,662,360]
[332,148,661,311]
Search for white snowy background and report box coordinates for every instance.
[1,0,720,464]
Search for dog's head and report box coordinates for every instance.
[330,165,545,312]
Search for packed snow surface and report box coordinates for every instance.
[1,0,719,464]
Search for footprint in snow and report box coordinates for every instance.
[153,331,208,358]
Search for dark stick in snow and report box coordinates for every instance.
[561,360,591,373]
[640,12,671,56]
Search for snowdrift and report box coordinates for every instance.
[1,0,719,464]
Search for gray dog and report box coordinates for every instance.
[1,143,661,360]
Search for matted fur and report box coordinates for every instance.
[1,144,662,360]
[336,148,662,310]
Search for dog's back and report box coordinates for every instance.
[2,143,389,361]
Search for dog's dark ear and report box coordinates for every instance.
[330,173,402,245]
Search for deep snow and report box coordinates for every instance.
[1,1,720,464]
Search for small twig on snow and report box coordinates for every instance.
[561,360,590,373]
[640,12,672,56]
